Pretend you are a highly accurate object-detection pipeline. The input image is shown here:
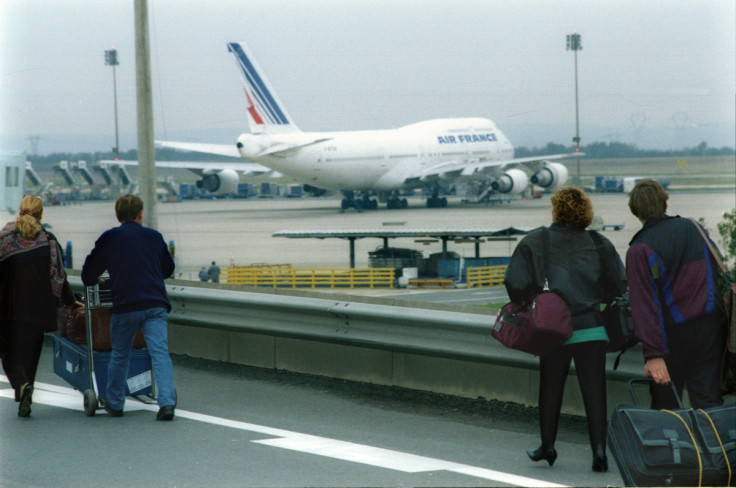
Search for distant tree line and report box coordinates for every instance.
[515,141,734,158]
[26,141,735,167]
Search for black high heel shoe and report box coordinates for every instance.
[18,384,33,418]
[527,445,557,466]
[592,449,608,472]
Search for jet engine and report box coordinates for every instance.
[531,162,568,190]
[491,169,529,194]
[196,169,239,195]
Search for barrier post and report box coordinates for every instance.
[65,241,73,269]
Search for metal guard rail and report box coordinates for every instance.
[66,275,641,380]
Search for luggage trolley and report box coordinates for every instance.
[52,281,157,416]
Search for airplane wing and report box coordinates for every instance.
[99,159,282,178]
[255,137,333,157]
[155,141,241,158]
[409,152,583,185]
[156,137,333,159]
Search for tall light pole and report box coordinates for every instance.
[135,0,157,229]
[566,32,582,185]
[105,48,120,155]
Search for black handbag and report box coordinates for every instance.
[601,291,636,353]
[590,231,638,367]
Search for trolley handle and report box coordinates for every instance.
[85,285,101,308]
[84,276,114,310]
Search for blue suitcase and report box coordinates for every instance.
[608,379,735,487]
[53,333,153,398]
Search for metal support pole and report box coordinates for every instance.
[348,237,356,268]
[105,49,120,155]
[134,0,157,229]
[574,47,581,184]
[567,32,582,186]
[112,63,119,154]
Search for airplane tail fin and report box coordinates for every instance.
[228,42,300,135]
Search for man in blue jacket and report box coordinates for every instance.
[626,179,725,409]
[82,195,177,420]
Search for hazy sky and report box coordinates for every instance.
[1,0,734,154]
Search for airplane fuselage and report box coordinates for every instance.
[236,118,514,192]
[158,42,577,208]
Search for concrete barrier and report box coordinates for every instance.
[67,273,662,416]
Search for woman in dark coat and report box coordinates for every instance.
[504,187,625,472]
[0,195,75,417]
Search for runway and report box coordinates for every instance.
[1,189,733,282]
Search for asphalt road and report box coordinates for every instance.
[1,338,625,488]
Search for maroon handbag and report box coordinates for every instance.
[492,227,572,356]
[492,291,572,356]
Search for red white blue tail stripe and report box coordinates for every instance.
[227,42,296,133]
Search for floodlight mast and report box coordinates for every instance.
[104,49,120,155]
[566,32,582,185]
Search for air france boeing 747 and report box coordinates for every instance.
[152,42,581,210]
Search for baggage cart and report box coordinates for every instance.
[608,378,735,487]
[53,282,157,416]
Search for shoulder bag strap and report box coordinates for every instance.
[541,227,550,290]
[688,217,729,276]
[589,230,625,294]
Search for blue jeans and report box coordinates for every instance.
[107,308,176,410]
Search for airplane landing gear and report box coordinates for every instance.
[361,195,378,210]
[426,196,448,208]
[386,196,408,209]
[425,186,448,208]
[340,191,378,212]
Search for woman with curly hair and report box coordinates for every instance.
[504,186,625,472]
[0,195,75,417]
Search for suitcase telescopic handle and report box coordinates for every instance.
[627,378,684,409]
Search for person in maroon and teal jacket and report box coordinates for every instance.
[626,179,726,409]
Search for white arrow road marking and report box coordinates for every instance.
[1,376,565,487]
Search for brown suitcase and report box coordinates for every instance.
[65,303,146,351]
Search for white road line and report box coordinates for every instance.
[1,377,565,487]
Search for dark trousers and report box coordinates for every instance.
[0,320,45,401]
[650,314,725,410]
[538,340,608,452]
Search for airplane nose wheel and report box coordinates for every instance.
[340,197,363,213]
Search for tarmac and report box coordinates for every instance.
[1,189,733,283]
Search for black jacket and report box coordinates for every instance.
[504,223,626,331]
[82,221,175,314]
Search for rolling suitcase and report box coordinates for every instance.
[608,379,735,487]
